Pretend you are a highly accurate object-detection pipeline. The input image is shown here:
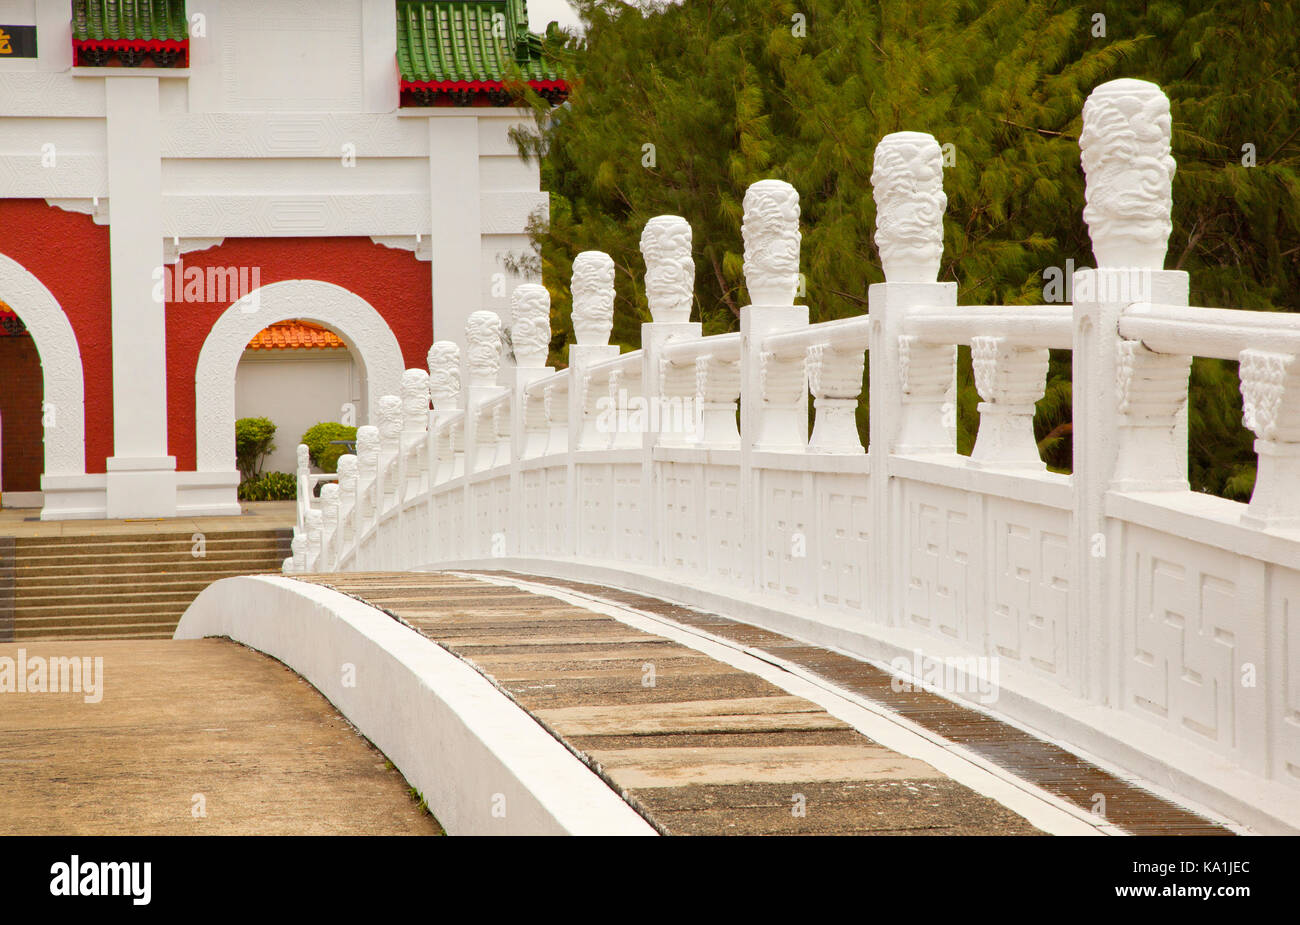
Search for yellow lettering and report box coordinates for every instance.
[0,29,13,55]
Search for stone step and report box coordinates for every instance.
[14,622,180,641]
[14,598,196,619]
[13,529,290,550]
[9,540,289,562]
[14,567,279,591]
[15,583,219,607]
[14,555,286,578]
[14,609,186,630]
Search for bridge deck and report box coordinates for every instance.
[298,570,1230,836]
[0,638,440,835]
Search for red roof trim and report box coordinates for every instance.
[401,78,569,93]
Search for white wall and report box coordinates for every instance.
[235,348,359,475]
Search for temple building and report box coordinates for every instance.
[0,0,565,519]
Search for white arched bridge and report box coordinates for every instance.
[181,79,1300,835]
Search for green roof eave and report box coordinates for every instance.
[396,0,563,85]
[72,0,189,43]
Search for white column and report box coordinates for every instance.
[103,75,176,518]
[428,116,482,345]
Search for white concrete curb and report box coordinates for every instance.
[175,575,656,836]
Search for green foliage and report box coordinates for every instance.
[516,0,1298,496]
[300,422,358,474]
[237,470,296,502]
[234,416,276,483]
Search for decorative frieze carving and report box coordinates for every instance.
[742,180,802,305]
[466,311,504,388]
[1079,79,1176,269]
[571,250,616,346]
[871,132,946,282]
[401,369,430,435]
[427,341,461,411]
[511,284,551,368]
[640,216,694,323]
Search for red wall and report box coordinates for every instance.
[0,200,114,475]
[165,237,432,471]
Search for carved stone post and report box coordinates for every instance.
[511,284,551,369]
[337,454,358,554]
[427,341,461,483]
[290,528,307,573]
[294,443,311,532]
[305,508,323,573]
[868,130,955,629]
[1073,77,1185,704]
[354,424,379,567]
[969,336,1049,470]
[465,311,504,474]
[319,482,339,571]
[567,251,623,557]
[741,180,807,453]
[1239,349,1300,528]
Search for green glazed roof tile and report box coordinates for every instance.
[397,0,562,85]
[72,0,189,43]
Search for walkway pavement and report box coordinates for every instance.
[303,571,1073,835]
[0,638,440,835]
[0,500,296,538]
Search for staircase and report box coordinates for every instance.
[4,529,292,641]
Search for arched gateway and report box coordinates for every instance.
[194,280,405,474]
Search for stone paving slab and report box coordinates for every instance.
[0,638,440,835]
[477,570,1235,837]
[301,571,1044,836]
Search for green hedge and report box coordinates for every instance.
[300,422,358,474]
[238,470,297,502]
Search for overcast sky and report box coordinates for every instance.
[526,0,584,32]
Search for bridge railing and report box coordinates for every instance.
[284,79,1300,811]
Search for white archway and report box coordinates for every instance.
[0,252,86,478]
[195,280,405,472]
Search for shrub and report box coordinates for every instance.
[238,470,297,502]
[301,422,357,474]
[235,417,276,482]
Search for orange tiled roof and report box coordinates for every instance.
[246,320,346,351]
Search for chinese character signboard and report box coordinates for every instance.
[0,25,38,57]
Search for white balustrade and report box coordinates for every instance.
[282,80,1300,821]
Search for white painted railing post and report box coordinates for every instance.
[1072,78,1187,703]
[464,310,506,557]
[509,284,555,555]
[375,394,403,564]
[640,219,701,564]
[566,252,619,556]
[319,483,339,571]
[337,454,358,563]
[399,368,430,568]
[1239,350,1300,528]
[739,180,807,589]
[868,132,955,626]
[354,424,379,569]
